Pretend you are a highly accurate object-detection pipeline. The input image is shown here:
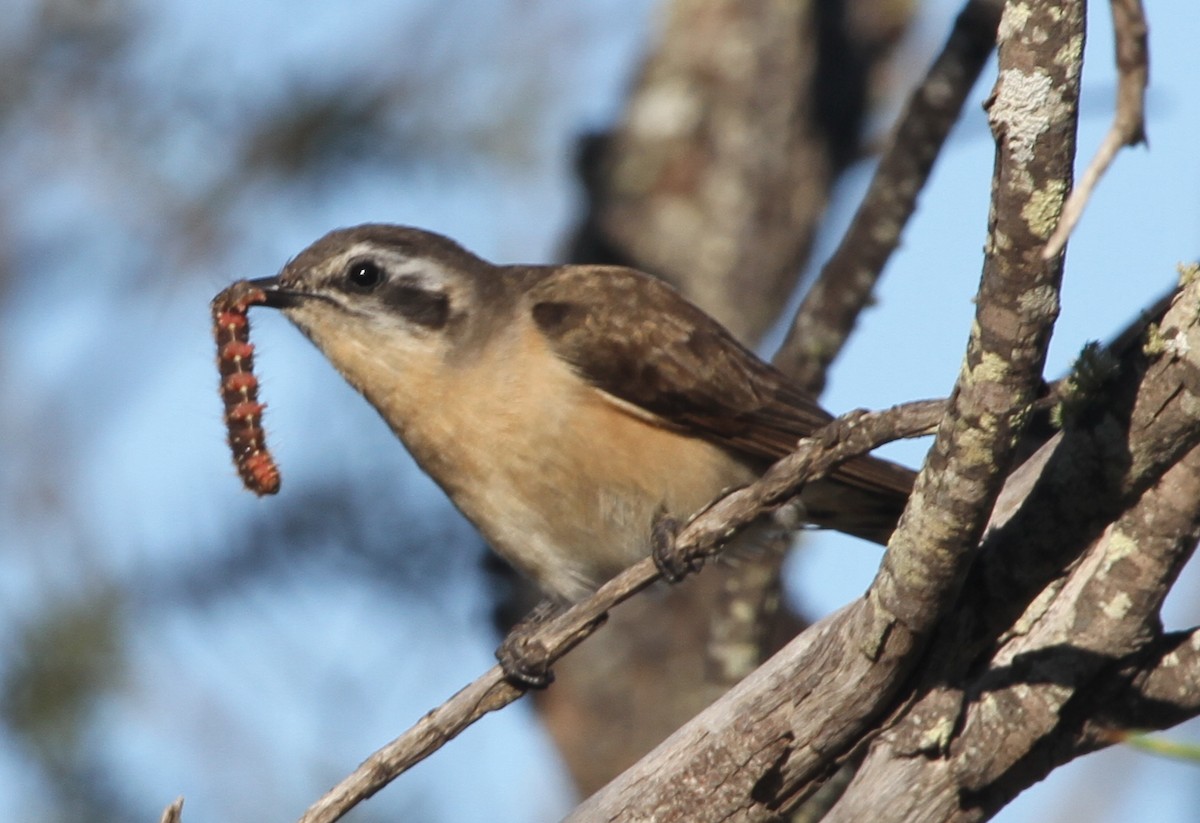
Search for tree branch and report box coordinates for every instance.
[867,0,1082,659]
[1097,627,1200,735]
[1042,0,1149,259]
[294,400,945,823]
[774,0,1004,391]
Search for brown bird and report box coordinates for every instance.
[244,224,914,603]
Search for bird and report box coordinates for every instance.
[243,224,915,604]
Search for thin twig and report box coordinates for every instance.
[1118,732,1200,763]
[773,0,1004,392]
[296,398,946,823]
[1042,0,1148,259]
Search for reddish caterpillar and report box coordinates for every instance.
[212,280,281,495]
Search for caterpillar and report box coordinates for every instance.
[212,280,281,495]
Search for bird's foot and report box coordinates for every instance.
[651,509,702,583]
[495,601,561,688]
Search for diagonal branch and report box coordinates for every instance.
[774,0,1004,392]
[1042,0,1149,259]
[294,399,946,823]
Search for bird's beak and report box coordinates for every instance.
[247,276,306,309]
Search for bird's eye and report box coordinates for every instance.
[347,260,384,291]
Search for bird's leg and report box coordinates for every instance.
[495,600,563,688]
[651,507,703,583]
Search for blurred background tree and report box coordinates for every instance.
[0,1,1197,821]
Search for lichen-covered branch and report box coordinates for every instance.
[866,0,1083,668]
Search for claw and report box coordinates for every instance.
[651,508,701,582]
[495,601,561,688]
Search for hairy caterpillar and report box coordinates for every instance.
[212,280,281,495]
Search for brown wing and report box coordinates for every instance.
[525,265,916,513]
